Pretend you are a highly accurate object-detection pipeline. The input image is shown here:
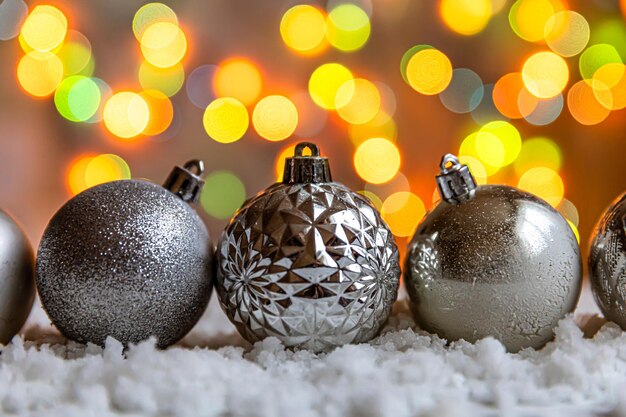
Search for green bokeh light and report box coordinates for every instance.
[54,76,101,122]
[200,171,246,219]
[579,43,622,80]
[514,137,562,177]
[590,19,626,62]
[326,4,371,52]
[400,44,433,84]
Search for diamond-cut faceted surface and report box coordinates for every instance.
[216,182,400,352]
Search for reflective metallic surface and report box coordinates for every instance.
[216,182,401,352]
[36,179,214,348]
[589,193,626,328]
[0,209,35,344]
[405,185,582,352]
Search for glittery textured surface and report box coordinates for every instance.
[0,210,35,344]
[405,185,582,352]
[216,182,400,352]
[36,180,214,348]
[589,192,626,328]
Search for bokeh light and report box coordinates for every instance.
[214,58,263,106]
[308,63,353,109]
[133,3,178,41]
[0,0,28,41]
[67,154,131,196]
[470,84,504,125]
[54,76,101,122]
[140,22,187,68]
[57,31,94,76]
[567,79,611,125]
[17,51,63,97]
[493,72,533,119]
[290,90,328,138]
[458,155,488,184]
[354,138,401,184]
[139,61,185,97]
[325,4,371,52]
[364,172,409,201]
[459,131,500,175]
[522,51,569,98]
[348,111,397,146]
[439,0,492,36]
[20,5,67,52]
[509,0,565,42]
[591,18,626,62]
[479,121,521,166]
[558,198,579,227]
[103,92,150,139]
[592,63,626,110]
[200,171,246,219]
[400,44,433,84]
[523,94,563,125]
[381,192,425,237]
[186,64,217,109]
[579,44,623,80]
[252,95,298,141]
[406,48,453,95]
[203,97,249,143]
[358,190,383,210]
[544,11,590,57]
[280,5,327,55]
[139,90,174,136]
[336,78,381,124]
[518,166,564,207]
[439,68,484,114]
[513,136,562,176]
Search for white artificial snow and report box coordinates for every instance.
[1,283,626,417]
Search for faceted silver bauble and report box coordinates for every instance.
[36,180,214,348]
[216,182,400,352]
[405,185,582,352]
[589,193,626,328]
[0,209,35,344]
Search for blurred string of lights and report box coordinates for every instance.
[3,0,626,240]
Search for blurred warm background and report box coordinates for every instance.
[0,0,625,269]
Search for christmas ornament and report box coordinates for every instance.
[36,161,214,348]
[0,210,35,344]
[216,142,400,352]
[589,192,626,328]
[405,154,582,352]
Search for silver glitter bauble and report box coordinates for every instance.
[36,161,214,348]
[0,210,35,344]
[589,192,626,328]
[216,142,401,352]
[405,154,582,352]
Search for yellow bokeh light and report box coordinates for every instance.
[103,92,150,139]
[203,97,249,143]
[308,63,353,109]
[459,132,500,176]
[518,166,564,207]
[544,11,590,57]
[514,137,562,176]
[139,61,185,97]
[479,121,521,166]
[275,144,297,182]
[67,154,131,196]
[140,22,187,68]
[592,63,626,111]
[336,78,381,125]
[406,49,453,95]
[57,31,93,76]
[567,80,611,125]
[354,138,401,184]
[252,95,298,141]
[509,0,565,42]
[439,0,492,36]
[348,111,397,146]
[214,58,263,106]
[458,155,488,184]
[522,51,569,98]
[139,90,174,136]
[381,192,425,237]
[325,4,371,52]
[20,5,67,52]
[133,3,178,41]
[358,190,383,211]
[280,5,327,54]
[17,51,63,97]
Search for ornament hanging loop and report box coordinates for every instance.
[163,160,206,203]
[283,142,332,184]
[436,153,477,205]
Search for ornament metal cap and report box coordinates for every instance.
[436,154,477,205]
[163,160,205,203]
[282,142,332,184]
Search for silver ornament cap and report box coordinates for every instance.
[216,142,400,352]
[0,209,35,345]
[405,153,582,352]
[36,160,215,348]
[589,192,626,328]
